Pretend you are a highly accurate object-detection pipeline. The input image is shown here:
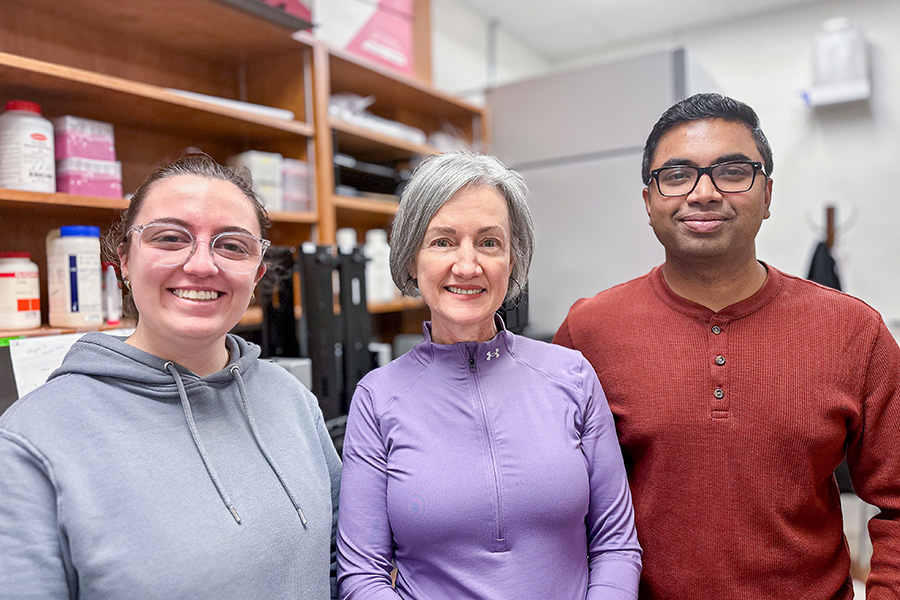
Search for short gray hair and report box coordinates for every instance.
[389,151,534,302]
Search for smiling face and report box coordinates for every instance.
[643,118,772,268]
[411,185,514,345]
[119,174,266,359]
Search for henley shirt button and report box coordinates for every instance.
[711,325,722,335]
[715,355,726,366]
[714,388,725,399]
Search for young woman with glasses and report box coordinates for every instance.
[0,154,341,599]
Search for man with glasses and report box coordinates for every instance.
[554,93,900,599]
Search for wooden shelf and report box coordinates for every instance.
[238,297,423,326]
[330,118,437,162]
[0,189,129,211]
[10,0,308,61]
[0,321,136,340]
[368,297,425,314]
[0,53,314,145]
[268,210,319,224]
[333,195,400,216]
[327,45,483,123]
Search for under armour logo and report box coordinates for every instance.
[486,349,500,360]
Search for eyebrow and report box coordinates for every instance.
[424,225,506,237]
[659,153,755,168]
[147,217,257,237]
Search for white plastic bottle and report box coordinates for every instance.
[0,100,56,192]
[102,262,122,326]
[46,225,103,328]
[364,229,396,304]
[0,252,41,330]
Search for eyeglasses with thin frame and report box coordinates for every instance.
[648,160,768,197]
[128,222,270,274]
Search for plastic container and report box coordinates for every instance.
[0,100,56,192]
[226,150,284,211]
[46,225,103,328]
[0,252,41,330]
[53,115,116,161]
[364,229,396,303]
[336,227,358,255]
[283,158,312,212]
[102,262,122,326]
[56,157,123,198]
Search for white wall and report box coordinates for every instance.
[431,0,900,326]
[430,0,551,104]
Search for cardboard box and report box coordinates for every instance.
[313,0,414,77]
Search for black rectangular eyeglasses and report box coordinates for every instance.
[648,161,767,197]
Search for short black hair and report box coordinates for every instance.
[641,93,773,184]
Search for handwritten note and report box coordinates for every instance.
[9,329,134,398]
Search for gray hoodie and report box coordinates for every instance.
[0,332,341,599]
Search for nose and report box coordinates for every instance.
[182,239,219,275]
[451,244,482,277]
[687,172,722,204]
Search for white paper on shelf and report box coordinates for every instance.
[165,88,296,121]
[9,328,134,399]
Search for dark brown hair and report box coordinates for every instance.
[642,93,773,184]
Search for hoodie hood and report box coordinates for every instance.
[47,331,260,395]
[48,331,308,526]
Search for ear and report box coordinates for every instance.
[642,186,652,221]
[763,177,773,220]
[117,244,130,281]
[254,263,267,285]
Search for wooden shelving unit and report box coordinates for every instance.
[0,0,317,330]
[312,42,486,244]
[0,0,484,342]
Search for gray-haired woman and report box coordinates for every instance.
[337,151,641,599]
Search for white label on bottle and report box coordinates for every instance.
[0,130,54,187]
[48,252,102,323]
[0,270,40,313]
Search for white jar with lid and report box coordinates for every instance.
[46,225,103,328]
[364,229,396,303]
[0,252,41,330]
[0,100,56,192]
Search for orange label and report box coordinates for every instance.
[17,298,39,311]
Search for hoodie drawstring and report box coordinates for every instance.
[164,362,310,527]
[229,365,308,526]
[165,361,242,524]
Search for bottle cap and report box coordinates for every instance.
[60,225,101,237]
[0,251,31,259]
[365,229,388,244]
[336,228,358,254]
[5,100,42,113]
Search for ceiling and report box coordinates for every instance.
[457,0,829,63]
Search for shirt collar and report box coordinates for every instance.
[419,315,515,365]
[649,262,783,320]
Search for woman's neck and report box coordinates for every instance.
[126,327,230,376]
